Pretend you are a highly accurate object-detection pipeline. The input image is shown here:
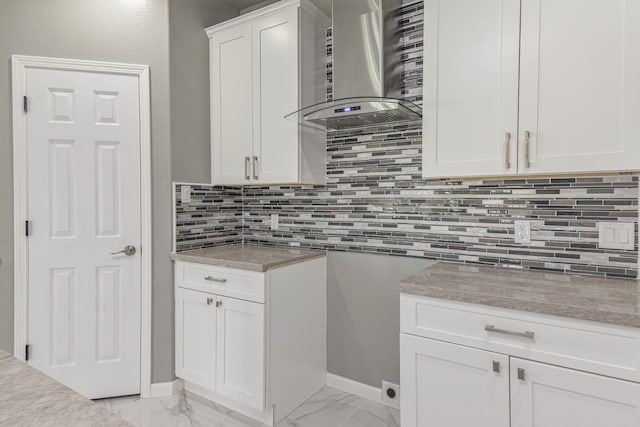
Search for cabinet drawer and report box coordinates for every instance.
[400,294,640,382]
[175,261,265,303]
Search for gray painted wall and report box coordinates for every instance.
[170,0,239,183]
[327,251,434,387]
[0,0,172,383]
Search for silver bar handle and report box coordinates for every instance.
[253,156,259,180]
[204,276,227,284]
[244,157,251,180]
[524,130,531,168]
[517,367,526,381]
[485,324,534,339]
[504,132,511,169]
[492,360,500,373]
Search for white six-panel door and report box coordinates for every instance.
[511,358,640,427]
[26,67,141,399]
[422,0,521,178]
[400,333,510,427]
[518,0,640,174]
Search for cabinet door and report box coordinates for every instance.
[422,0,520,178]
[511,358,640,427]
[400,333,510,427]
[519,0,640,174]
[175,288,216,390]
[210,24,253,185]
[216,296,265,410]
[251,8,300,183]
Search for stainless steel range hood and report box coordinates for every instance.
[285,0,422,131]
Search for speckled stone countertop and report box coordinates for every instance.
[170,244,326,272]
[399,262,640,328]
[0,350,131,426]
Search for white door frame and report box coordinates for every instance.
[11,55,153,398]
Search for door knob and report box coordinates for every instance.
[110,245,136,256]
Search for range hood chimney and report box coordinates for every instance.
[285,0,422,130]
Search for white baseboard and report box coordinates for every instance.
[325,373,385,405]
[149,379,184,398]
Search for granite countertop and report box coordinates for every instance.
[170,244,326,272]
[399,262,640,328]
[0,350,130,426]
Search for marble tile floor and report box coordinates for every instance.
[95,386,400,427]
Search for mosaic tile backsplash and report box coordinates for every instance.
[175,1,639,278]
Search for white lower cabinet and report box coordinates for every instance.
[400,294,640,427]
[174,259,327,425]
[400,334,510,427]
[511,359,640,427]
[215,296,265,410]
[175,287,217,390]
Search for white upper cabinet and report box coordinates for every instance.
[518,0,640,174]
[423,0,521,178]
[209,25,253,184]
[423,0,640,178]
[207,0,329,185]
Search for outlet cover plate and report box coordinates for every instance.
[598,222,635,250]
[180,185,191,204]
[514,220,531,244]
[270,214,279,230]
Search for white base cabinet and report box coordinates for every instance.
[175,287,217,390]
[400,334,510,427]
[175,258,327,425]
[511,359,640,427]
[400,294,640,427]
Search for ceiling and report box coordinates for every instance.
[225,0,332,16]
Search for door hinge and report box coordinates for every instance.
[25,220,30,237]
[25,344,31,361]
[23,96,28,113]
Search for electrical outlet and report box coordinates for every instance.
[514,220,531,244]
[180,185,191,204]
[270,214,279,230]
[599,222,635,250]
[381,381,400,408]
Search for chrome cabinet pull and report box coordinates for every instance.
[485,324,534,339]
[206,297,213,305]
[492,360,500,373]
[204,276,227,284]
[517,367,526,381]
[504,132,511,169]
[253,156,259,180]
[216,300,222,308]
[524,130,531,168]
[245,156,251,180]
